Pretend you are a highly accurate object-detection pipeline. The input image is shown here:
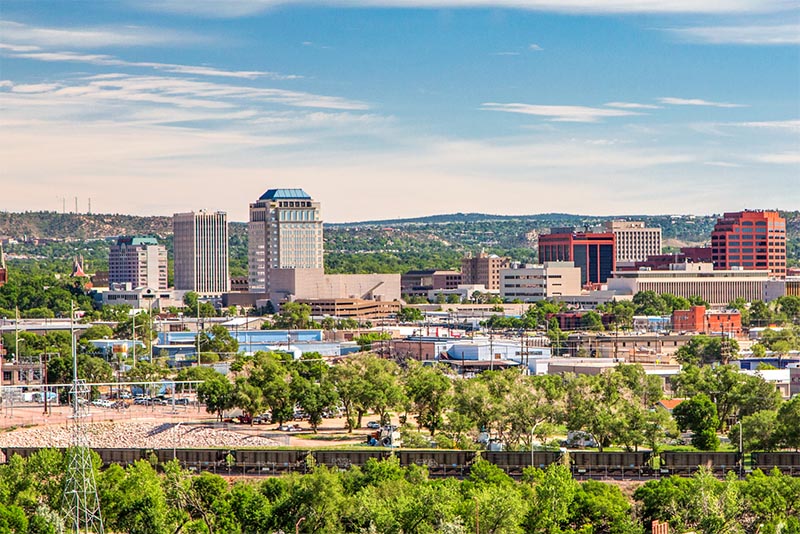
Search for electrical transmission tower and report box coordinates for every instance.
[63,303,104,534]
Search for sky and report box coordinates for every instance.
[0,0,798,223]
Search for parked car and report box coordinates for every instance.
[366,421,381,429]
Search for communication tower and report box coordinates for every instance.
[63,302,105,533]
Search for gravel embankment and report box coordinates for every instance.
[0,421,280,449]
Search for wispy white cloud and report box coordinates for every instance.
[605,101,662,109]
[0,74,368,112]
[529,43,544,51]
[0,19,199,48]
[704,161,742,167]
[492,51,521,56]
[667,23,800,45]
[481,102,642,122]
[134,0,798,17]
[659,97,746,108]
[2,47,298,80]
[734,119,800,131]
[753,152,800,164]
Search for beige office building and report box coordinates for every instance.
[607,262,769,306]
[605,221,662,263]
[173,211,230,295]
[500,262,582,302]
[248,189,323,294]
[109,237,168,290]
[461,252,510,291]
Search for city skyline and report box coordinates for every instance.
[1,1,798,222]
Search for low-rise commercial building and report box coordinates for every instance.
[296,298,401,320]
[607,262,769,306]
[401,270,462,298]
[671,305,742,335]
[500,262,581,302]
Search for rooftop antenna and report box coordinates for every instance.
[63,301,105,534]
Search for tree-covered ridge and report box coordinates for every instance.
[2,211,798,274]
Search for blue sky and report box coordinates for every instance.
[0,0,798,222]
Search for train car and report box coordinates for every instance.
[156,448,233,471]
[482,451,561,478]
[92,448,145,467]
[661,452,740,476]
[235,449,309,475]
[752,452,800,476]
[570,451,651,478]
[396,450,474,477]
[313,449,390,470]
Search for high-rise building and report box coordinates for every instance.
[604,221,661,263]
[248,189,323,294]
[711,210,786,278]
[109,237,168,290]
[461,252,510,291]
[173,211,230,295]
[538,230,616,285]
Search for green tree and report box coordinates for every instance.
[728,410,779,452]
[674,335,738,366]
[233,378,266,424]
[197,324,240,358]
[673,394,720,450]
[272,302,314,329]
[397,306,424,323]
[632,291,669,316]
[580,311,605,331]
[291,373,338,432]
[197,373,235,421]
[405,362,452,435]
[774,396,800,450]
[79,324,114,341]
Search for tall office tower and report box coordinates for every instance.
[604,221,662,263]
[711,210,786,278]
[538,229,616,285]
[248,189,323,293]
[461,252,510,290]
[173,211,230,294]
[109,236,168,289]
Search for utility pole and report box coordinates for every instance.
[132,312,136,369]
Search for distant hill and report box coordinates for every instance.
[2,210,797,274]
[0,211,247,240]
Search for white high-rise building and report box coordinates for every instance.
[173,211,230,295]
[248,189,323,294]
[605,221,662,263]
[109,237,168,290]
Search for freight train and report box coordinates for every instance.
[2,447,798,479]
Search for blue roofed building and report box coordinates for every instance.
[248,188,323,294]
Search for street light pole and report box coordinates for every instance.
[295,516,306,534]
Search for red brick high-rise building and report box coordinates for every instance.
[711,210,786,278]
[538,229,616,285]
